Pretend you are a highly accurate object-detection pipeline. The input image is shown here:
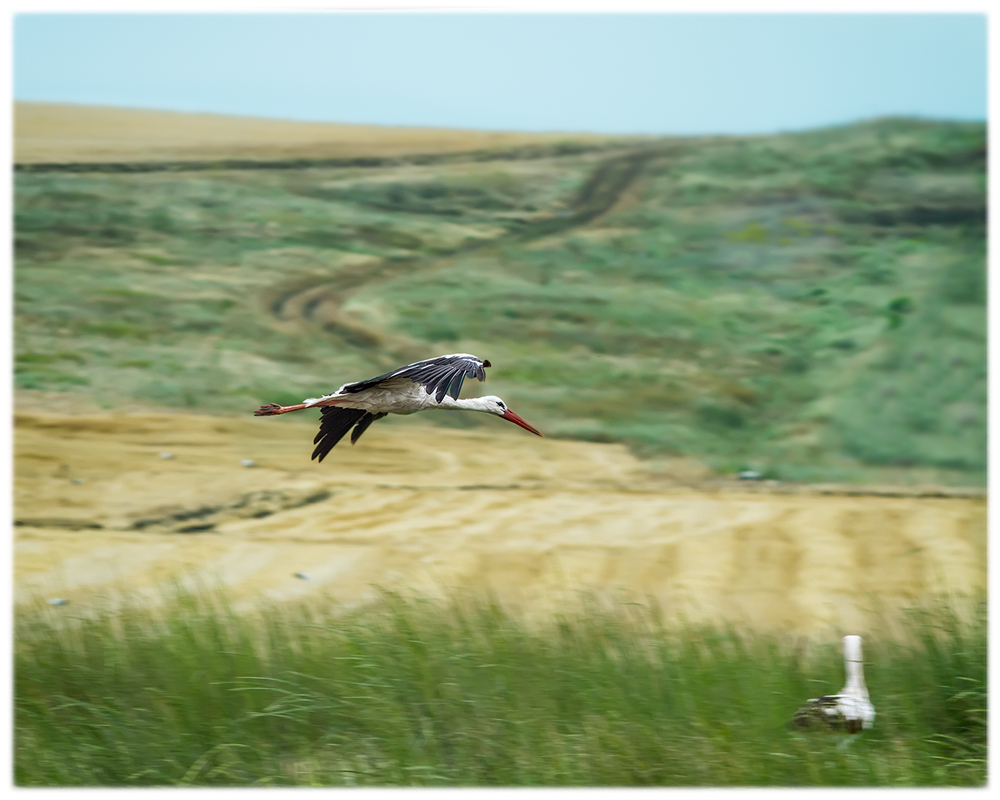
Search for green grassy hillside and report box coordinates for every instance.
[14,117,986,484]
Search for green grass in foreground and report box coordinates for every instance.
[15,590,985,786]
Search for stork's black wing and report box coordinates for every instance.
[350,412,387,445]
[311,409,389,461]
[312,407,368,462]
[339,354,491,403]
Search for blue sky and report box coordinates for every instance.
[13,13,987,135]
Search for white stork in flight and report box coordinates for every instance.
[254,354,543,462]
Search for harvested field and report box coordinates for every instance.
[15,410,985,637]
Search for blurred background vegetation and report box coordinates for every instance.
[14,116,986,485]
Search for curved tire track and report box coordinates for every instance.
[263,146,675,355]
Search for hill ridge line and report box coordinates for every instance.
[13,140,649,174]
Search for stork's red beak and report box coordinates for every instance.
[501,408,544,437]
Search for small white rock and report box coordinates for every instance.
[739,470,762,481]
[71,478,84,485]
[241,459,256,468]
[159,452,174,460]
[294,572,310,580]
[48,598,69,606]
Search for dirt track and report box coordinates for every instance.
[266,148,665,358]
[14,410,986,637]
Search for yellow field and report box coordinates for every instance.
[14,102,622,164]
[14,410,986,637]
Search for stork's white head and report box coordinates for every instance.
[475,395,544,437]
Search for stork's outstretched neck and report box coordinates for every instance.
[446,395,544,437]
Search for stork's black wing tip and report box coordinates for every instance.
[351,411,386,445]
[311,406,367,462]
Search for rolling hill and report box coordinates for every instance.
[14,104,986,485]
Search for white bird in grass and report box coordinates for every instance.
[792,634,876,733]
[254,354,543,461]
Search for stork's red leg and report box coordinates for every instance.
[254,403,308,416]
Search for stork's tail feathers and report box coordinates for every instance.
[790,697,865,733]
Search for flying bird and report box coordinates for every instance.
[254,354,543,461]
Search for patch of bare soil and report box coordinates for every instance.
[14,410,986,636]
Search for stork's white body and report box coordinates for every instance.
[793,634,875,732]
[254,353,543,462]
[303,379,496,416]
[831,635,876,729]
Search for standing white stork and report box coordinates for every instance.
[792,635,876,733]
[254,354,543,462]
